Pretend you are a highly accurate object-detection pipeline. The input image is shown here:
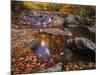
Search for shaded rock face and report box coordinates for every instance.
[66,38,96,62]
[64,14,95,28]
[68,26,96,43]
[87,25,96,34]
[64,14,82,27]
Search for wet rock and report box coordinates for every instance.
[82,18,94,26]
[39,63,62,72]
[63,48,73,61]
[66,38,96,62]
[87,25,96,33]
[52,16,65,27]
[25,39,37,48]
[64,14,82,27]
[14,13,52,28]
[32,14,52,27]
[39,28,72,36]
[64,14,95,28]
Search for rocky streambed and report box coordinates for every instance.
[11,11,96,74]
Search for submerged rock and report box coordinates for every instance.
[66,38,96,62]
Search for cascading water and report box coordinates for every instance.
[36,40,51,61]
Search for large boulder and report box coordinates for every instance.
[64,14,83,27]
[66,38,96,62]
[15,12,53,28]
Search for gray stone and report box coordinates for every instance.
[67,38,96,51]
[66,38,96,61]
[64,14,82,27]
[39,28,72,36]
[87,26,96,33]
[52,16,65,27]
[39,63,62,72]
